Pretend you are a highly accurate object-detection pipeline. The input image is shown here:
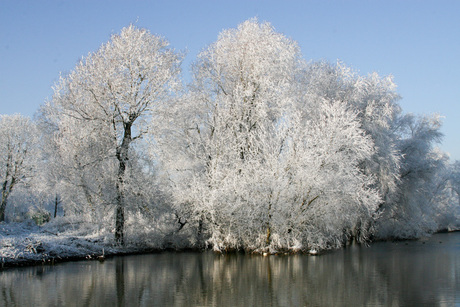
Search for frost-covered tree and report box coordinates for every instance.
[427,160,460,231]
[375,114,446,238]
[37,107,118,222]
[152,18,302,250]
[0,114,38,222]
[153,19,381,252]
[298,61,402,206]
[449,161,460,206]
[42,25,182,244]
[293,61,407,241]
[282,101,380,250]
[298,61,458,239]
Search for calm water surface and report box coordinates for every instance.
[1,232,460,306]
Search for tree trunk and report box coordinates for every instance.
[115,158,127,245]
[197,216,204,246]
[0,200,6,222]
[115,194,125,245]
[114,120,132,245]
[54,195,59,218]
[0,178,15,222]
[265,201,272,246]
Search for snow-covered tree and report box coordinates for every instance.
[449,161,460,206]
[427,160,460,231]
[152,18,302,250]
[42,25,182,244]
[298,61,402,206]
[153,19,381,252]
[283,101,380,249]
[0,114,38,222]
[375,114,446,238]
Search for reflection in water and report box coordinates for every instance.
[1,232,460,306]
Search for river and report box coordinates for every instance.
[1,232,459,306]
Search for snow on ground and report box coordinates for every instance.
[0,221,108,267]
[0,218,168,268]
[2,215,459,268]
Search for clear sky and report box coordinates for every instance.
[1,0,459,160]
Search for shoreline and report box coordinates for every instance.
[2,220,459,270]
[3,232,459,270]
[0,248,163,269]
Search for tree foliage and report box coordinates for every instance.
[0,115,38,222]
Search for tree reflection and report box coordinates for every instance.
[1,233,459,306]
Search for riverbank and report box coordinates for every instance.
[0,219,175,269]
[2,219,459,269]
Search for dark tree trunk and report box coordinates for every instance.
[0,200,6,222]
[266,201,272,246]
[54,195,60,218]
[197,216,204,246]
[115,197,125,245]
[115,164,126,245]
[1,177,15,222]
[114,120,133,245]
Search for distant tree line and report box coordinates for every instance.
[1,19,459,253]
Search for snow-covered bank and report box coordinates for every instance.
[2,217,460,269]
[0,219,175,268]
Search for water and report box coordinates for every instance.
[1,232,460,306]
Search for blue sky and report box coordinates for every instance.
[1,0,459,159]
